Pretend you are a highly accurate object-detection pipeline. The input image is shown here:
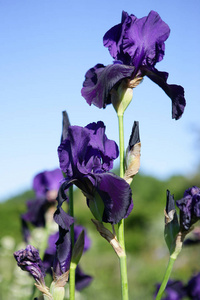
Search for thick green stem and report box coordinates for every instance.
[69,185,76,300]
[69,262,76,300]
[117,113,129,300]
[155,256,176,300]
[69,185,74,247]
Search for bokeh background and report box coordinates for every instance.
[0,0,200,299]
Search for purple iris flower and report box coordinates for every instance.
[57,121,133,224]
[155,280,186,300]
[176,186,200,232]
[186,272,200,299]
[82,10,186,120]
[13,245,46,286]
[21,169,63,240]
[33,168,63,199]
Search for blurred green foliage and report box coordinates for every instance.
[0,172,200,299]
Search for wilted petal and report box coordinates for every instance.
[81,63,135,108]
[142,66,186,120]
[88,172,133,224]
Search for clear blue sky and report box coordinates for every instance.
[0,0,200,201]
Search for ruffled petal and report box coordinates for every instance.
[87,173,133,224]
[81,63,135,108]
[103,11,170,69]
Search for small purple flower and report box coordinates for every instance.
[57,121,133,224]
[176,186,200,232]
[21,169,63,239]
[186,272,200,299]
[13,245,46,285]
[82,11,186,120]
[33,168,63,199]
[155,280,186,300]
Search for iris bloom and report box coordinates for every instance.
[21,169,63,238]
[57,121,133,224]
[82,10,186,120]
[176,186,200,232]
[33,168,63,200]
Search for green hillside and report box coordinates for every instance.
[0,173,200,299]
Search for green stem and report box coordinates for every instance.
[69,185,76,300]
[69,262,76,300]
[155,256,176,300]
[117,113,129,300]
[69,185,74,247]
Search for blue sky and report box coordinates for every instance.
[0,0,200,201]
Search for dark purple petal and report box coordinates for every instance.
[176,186,200,231]
[81,63,135,108]
[54,207,74,231]
[22,197,47,227]
[53,228,71,276]
[88,172,133,224]
[33,169,63,198]
[103,11,129,60]
[128,121,140,150]
[42,232,59,273]
[142,66,186,120]
[58,122,119,178]
[104,11,170,69]
[186,272,200,299]
[75,265,93,291]
[13,245,46,284]
[21,218,31,243]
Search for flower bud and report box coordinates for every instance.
[71,230,85,265]
[124,121,141,185]
[164,190,180,255]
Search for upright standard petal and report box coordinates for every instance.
[58,122,119,178]
[33,169,63,198]
[103,11,170,69]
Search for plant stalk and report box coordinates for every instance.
[69,185,76,300]
[155,256,176,300]
[118,113,129,300]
